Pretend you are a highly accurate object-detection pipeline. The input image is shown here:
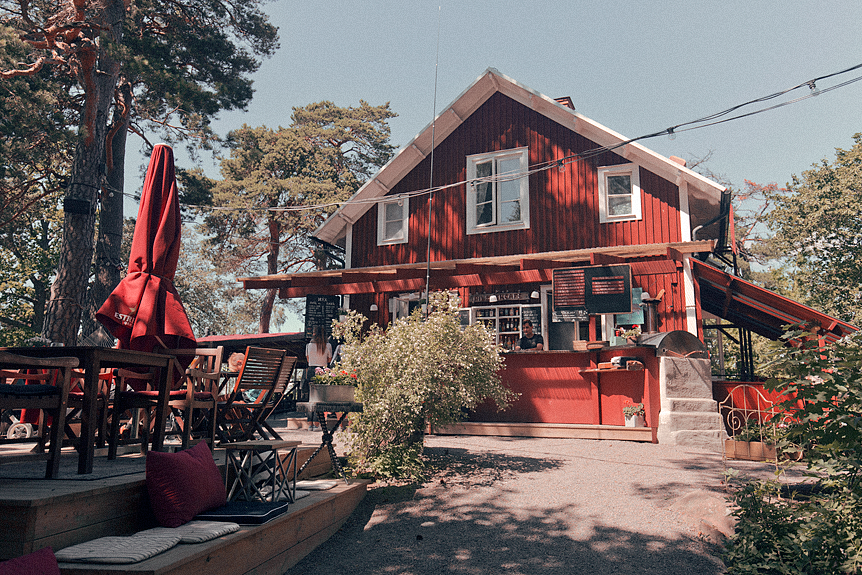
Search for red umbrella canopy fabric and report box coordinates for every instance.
[96,144,196,354]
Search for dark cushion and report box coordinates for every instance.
[146,442,226,528]
[0,547,60,575]
[0,384,59,397]
[196,501,290,525]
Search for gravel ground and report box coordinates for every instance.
[282,433,800,575]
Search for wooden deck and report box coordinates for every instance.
[56,480,369,575]
[0,421,360,573]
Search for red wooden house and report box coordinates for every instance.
[242,69,855,448]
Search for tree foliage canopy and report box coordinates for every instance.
[199,101,396,331]
[763,134,862,325]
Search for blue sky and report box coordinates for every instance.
[126,0,862,209]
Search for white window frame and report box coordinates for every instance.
[466,147,530,235]
[598,163,642,223]
[377,196,409,246]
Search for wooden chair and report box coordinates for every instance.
[65,370,113,449]
[107,347,224,459]
[255,355,298,440]
[216,347,285,444]
[0,351,78,479]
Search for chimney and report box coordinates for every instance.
[555,97,575,110]
[669,156,687,167]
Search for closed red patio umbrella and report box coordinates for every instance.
[96,144,196,355]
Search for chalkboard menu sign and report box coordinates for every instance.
[304,294,340,338]
[521,305,542,334]
[553,264,632,315]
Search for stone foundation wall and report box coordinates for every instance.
[656,356,725,451]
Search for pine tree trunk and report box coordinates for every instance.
[258,218,281,333]
[82,79,131,339]
[41,0,125,345]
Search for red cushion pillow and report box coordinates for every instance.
[0,547,60,575]
[146,442,226,527]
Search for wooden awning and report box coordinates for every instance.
[239,240,715,299]
[692,259,857,343]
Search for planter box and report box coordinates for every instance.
[624,414,646,427]
[725,439,777,461]
[309,384,355,404]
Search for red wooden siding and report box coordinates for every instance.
[351,92,683,269]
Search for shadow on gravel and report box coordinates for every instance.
[287,450,725,575]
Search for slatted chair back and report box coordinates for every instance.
[160,346,224,449]
[254,355,298,440]
[0,351,78,479]
[217,347,285,443]
[114,346,225,454]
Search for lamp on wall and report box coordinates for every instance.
[369,304,378,312]
[530,291,540,299]
[488,295,498,303]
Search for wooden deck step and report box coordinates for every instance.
[58,479,370,575]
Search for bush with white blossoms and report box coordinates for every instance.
[331,291,515,480]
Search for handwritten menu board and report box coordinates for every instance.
[304,294,340,338]
[520,305,542,334]
[552,264,632,315]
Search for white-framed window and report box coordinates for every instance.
[377,196,409,245]
[466,147,530,234]
[598,163,642,223]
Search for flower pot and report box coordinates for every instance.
[724,439,777,461]
[309,383,355,404]
[624,414,646,427]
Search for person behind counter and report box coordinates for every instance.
[303,326,333,431]
[515,320,544,351]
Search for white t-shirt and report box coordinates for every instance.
[306,342,332,367]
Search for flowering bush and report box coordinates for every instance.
[331,291,515,480]
[312,367,357,386]
[622,401,645,418]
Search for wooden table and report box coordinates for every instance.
[0,347,174,474]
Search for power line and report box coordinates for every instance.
[124,62,862,216]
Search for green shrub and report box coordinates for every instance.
[331,291,515,481]
[725,326,862,574]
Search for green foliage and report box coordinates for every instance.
[762,134,862,325]
[200,101,395,329]
[0,25,74,228]
[332,291,515,481]
[0,197,63,345]
[172,224,271,336]
[725,326,862,574]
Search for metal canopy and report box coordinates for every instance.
[691,259,857,344]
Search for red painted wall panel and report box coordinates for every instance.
[353,93,683,269]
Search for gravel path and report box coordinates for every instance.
[283,434,790,575]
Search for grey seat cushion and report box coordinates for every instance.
[55,532,181,564]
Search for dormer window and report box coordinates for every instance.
[598,164,642,223]
[377,196,409,245]
[466,147,530,235]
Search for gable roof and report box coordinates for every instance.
[315,68,726,245]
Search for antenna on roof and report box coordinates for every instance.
[423,5,442,320]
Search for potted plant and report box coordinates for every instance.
[723,418,794,462]
[622,325,642,344]
[310,366,358,403]
[622,401,646,427]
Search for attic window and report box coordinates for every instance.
[466,147,530,235]
[598,164,642,223]
[377,196,409,245]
